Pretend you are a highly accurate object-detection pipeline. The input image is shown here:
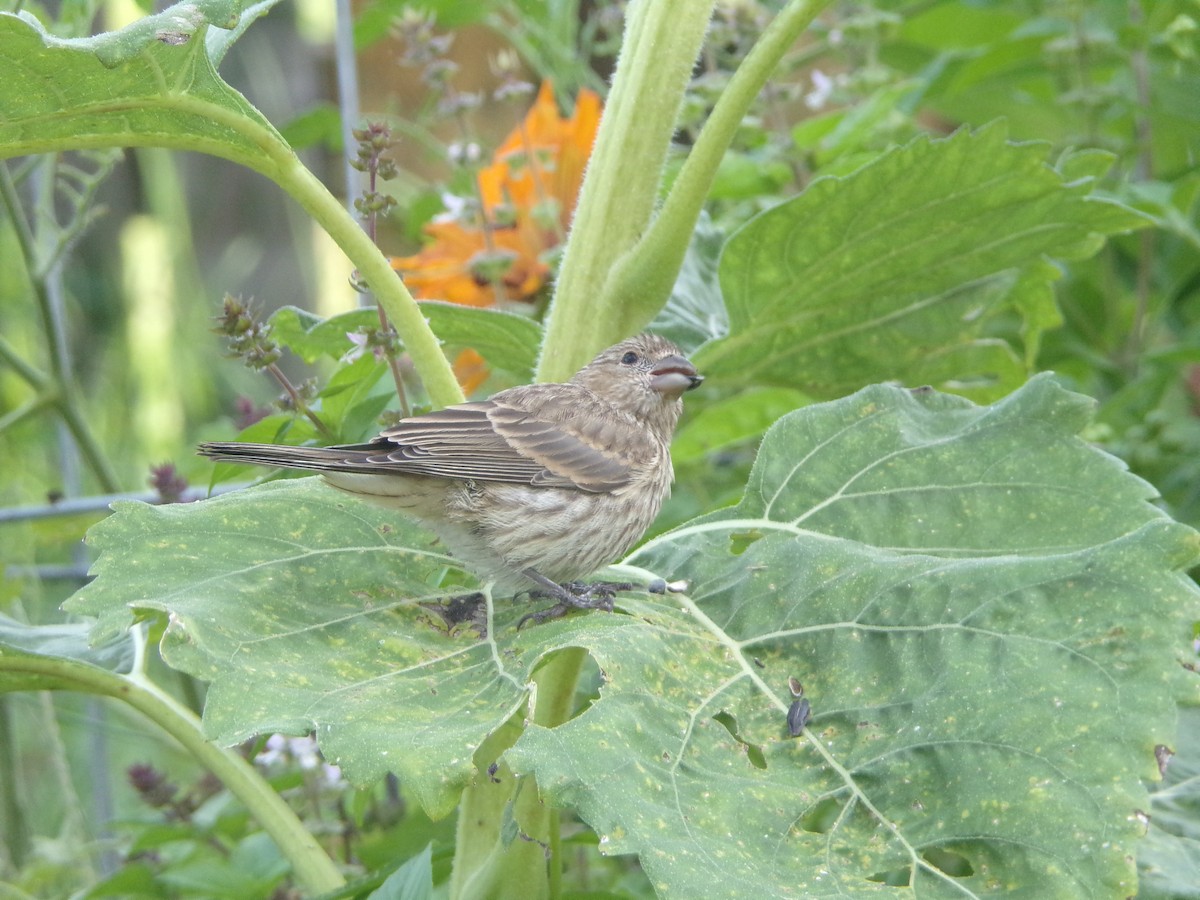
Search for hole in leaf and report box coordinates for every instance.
[729,529,764,555]
[711,711,767,770]
[922,847,974,878]
[866,867,912,886]
[797,796,840,834]
[746,744,766,769]
[528,649,602,720]
[573,652,604,717]
[712,710,737,735]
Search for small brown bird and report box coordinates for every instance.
[199,334,702,623]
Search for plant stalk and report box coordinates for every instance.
[606,0,833,333]
[538,0,717,381]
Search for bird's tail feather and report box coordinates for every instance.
[197,441,375,473]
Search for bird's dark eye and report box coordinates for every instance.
[621,351,639,365]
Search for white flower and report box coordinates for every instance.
[805,69,834,110]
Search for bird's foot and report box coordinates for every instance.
[516,575,638,629]
[550,580,635,605]
[515,570,687,629]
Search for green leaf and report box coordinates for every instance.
[205,0,285,66]
[0,3,290,176]
[649,212,729,356]
[279,101,343,152]
[697,126,1151,400]
[708,150,792,200]
[898,2,1023,50]
[9,2,242,67]
[236,412,320,450]
[508,375,1200,896]
[367,844,434,900]
[0,614,134,691]
[268,306,370,364]
[417,301,541,381]
[671,386,809,466]
[1056,148,1118,183]
[268,304,540,379]
[316,353,391,440]
[793,79,925,167]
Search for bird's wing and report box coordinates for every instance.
[369,396,639,492]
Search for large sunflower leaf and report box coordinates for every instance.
[696,127,1149,401]
[63,377,1200,895]
[0,1,289,175]
[507,374,1200,897]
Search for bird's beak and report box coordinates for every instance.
[650,355,704,396]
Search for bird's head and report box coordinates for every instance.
[572,334,703,435]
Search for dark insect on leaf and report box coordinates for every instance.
[787,698,811,737]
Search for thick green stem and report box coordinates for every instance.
[606,0,833,333]
[538,0,716,381]
[451,714,547,900]
[0,654,345,894]
[450,642,589,900]
[538,0,832,378]
[531,647,588,729]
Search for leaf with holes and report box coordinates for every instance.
[1139,706,1200,898]
[61,376,1200,894]
[507,374,1200,897]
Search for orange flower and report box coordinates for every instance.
[452,348,490,396]
[393,82,601,308]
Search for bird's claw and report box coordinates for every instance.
[516,602,572,629]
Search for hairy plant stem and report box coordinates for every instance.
[450,590,590,900]
[538,0,717,380]
[605,0,832,332]
[538,0,832,381]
